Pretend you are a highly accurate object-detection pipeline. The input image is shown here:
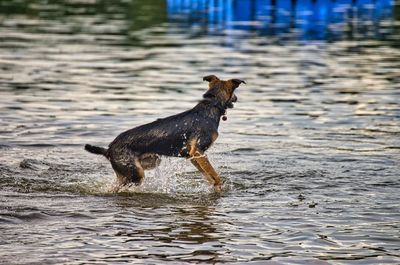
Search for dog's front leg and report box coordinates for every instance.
[190,151,222,192]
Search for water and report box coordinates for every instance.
[1,0,400,264]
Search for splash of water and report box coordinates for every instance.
[118,156,213,194]
[4,147,235,196]
[103,146,235,195]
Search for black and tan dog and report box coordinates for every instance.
[85,75,245,192]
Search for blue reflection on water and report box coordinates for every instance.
[167,0,394,40]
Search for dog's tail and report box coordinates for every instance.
[84,144,108,156]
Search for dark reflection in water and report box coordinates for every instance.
[1,0,400,264]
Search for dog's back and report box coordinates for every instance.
[108,100,220,158]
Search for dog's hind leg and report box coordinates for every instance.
[110,155,145,191]
[139,153,161,170]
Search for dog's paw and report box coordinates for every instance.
[214,184,222,193]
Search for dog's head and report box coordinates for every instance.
[202,75,245,109]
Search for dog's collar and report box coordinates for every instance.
[202,97,228,117]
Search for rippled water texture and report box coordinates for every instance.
[1,0,400,264]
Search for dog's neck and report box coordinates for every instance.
[200,96,228,119]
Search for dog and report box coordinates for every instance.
[85,75,245,192]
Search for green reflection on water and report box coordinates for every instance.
[0,0,166,29]
[127,0,166,31]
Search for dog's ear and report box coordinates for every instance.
[231,79,246,85]
[203,75,219,82]
[229,79,246,89]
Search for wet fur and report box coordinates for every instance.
[85,75,245,191]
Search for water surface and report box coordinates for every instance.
[1,0,400,264]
